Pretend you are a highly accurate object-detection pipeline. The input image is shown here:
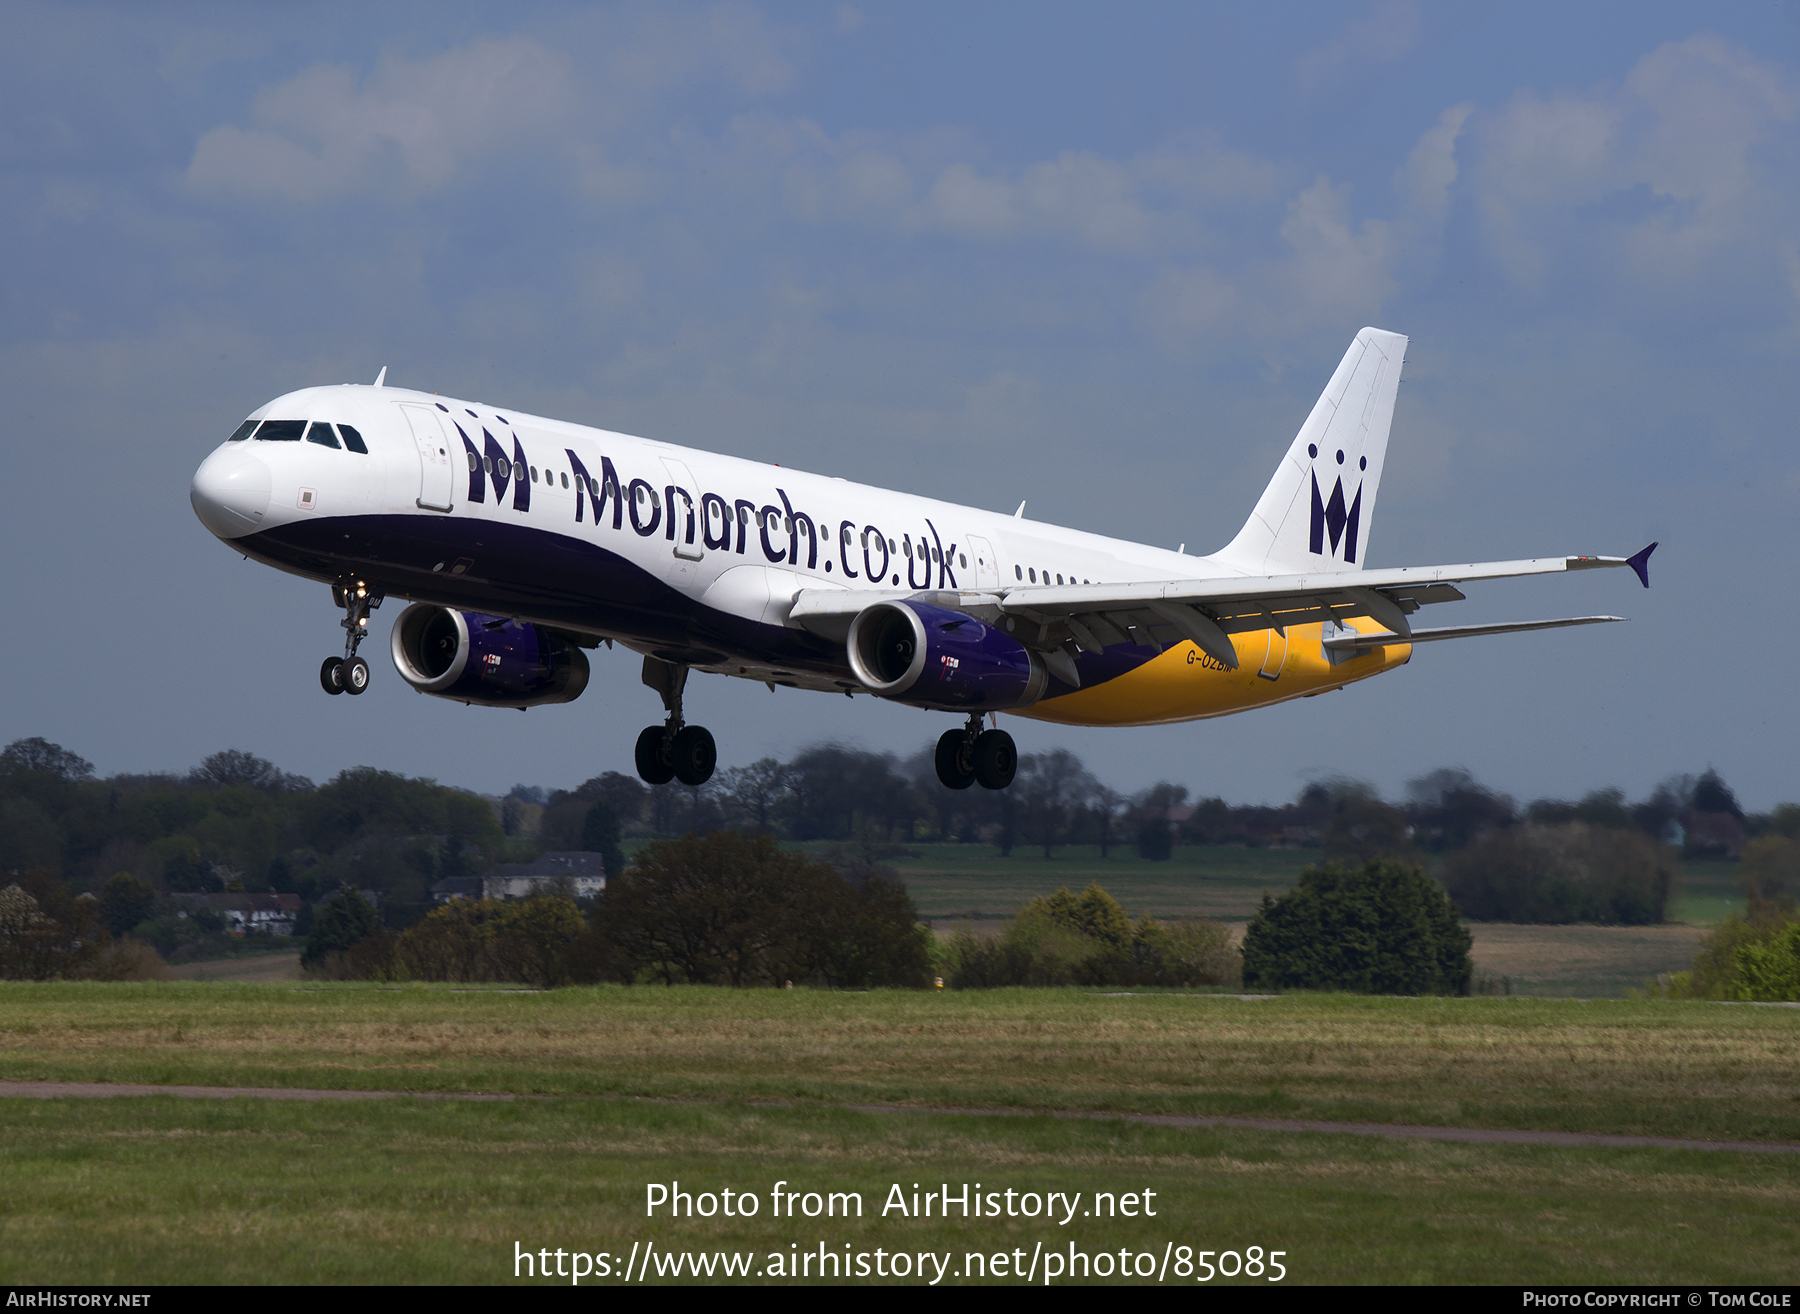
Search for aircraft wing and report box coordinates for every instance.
[992,544,1655,670]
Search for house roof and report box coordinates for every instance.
[430,876,484,896]
[489,851,607,879]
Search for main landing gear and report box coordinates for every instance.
[635,656,717,787]
[934,714,1017,790]
[320,583,381,696]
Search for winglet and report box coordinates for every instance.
[1625,541,1656,588]
[373,366,387,388]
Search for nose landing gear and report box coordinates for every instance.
[934,714,1017,790]
[635,655,717,786]
[320,583,381,696]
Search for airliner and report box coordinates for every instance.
[190,327,1653,791]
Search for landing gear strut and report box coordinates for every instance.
[934,715,1016,790]
[635,656,717,786]
[320,582,381,696]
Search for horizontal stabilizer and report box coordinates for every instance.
[1321,616,1625,652]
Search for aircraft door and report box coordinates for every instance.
[660,457,704,592]
[401,405,454,511]
[1258,626,1288,681]
[966,535,1001,590]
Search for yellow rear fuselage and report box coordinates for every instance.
[1021,619,1410,728]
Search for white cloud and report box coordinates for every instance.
[188,37,575,199]
[1294,1,1421,92]
[1470,35,1797,292]
[185,7,800,204]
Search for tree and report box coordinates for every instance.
[98,871,156,936]
[1090,785,1125,858]
[1024,884,1132,950]
[1692,768,1743,820]
[579,800,626,877]
[595,831,927,987]
[1442,823,1675,924]
[188,749,310,793]
[718,757,789,834]
[0,873,102,980]
[1405,767,1514,851]
[1241,860,1472,995]
[1133,782,1187,861]
[1739,835,1800,911]
[0,738,93,781]
[1014,749,1094,859]
[301,889,383,970]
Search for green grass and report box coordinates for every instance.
[4,983,1798,1143]
[803,841,1749,929]
[880,842,1304,922]
[1,1095,1795,1285]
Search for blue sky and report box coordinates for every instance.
[3,1,1796,807]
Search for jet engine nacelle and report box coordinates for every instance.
[390,604,590,708]
[846,600,1047,711]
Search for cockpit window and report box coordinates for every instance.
[305,421,341,449]
[254,420,306,442]
[227,420,258,442]
[338,424,368,454]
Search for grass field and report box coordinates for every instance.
[2,983,1797,1285]
[4,1095,1796,1286]
[4,983,1797,1141]
[886,843,1302,922]
[884,842,1748,926]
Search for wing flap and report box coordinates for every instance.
[1322,616,1626,651]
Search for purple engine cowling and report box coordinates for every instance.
[390,603,590,708]
[846,601,1047,711]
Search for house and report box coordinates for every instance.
[172,892,302,936]
[431,852,607,904]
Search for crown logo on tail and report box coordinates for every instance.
[1309,471,1362,563]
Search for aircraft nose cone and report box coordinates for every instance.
[191,446,271,539]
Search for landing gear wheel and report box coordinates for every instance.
[671,725,717,786]
[934,727,976,790]
[634,724,675,785]
[973,728,1017,790]
[342,656,370,695]
[320,657,345,695]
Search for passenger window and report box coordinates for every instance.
[1029,568,1037,582]
[254,420,306,442]
[227,420,257,442]
[561,472,569,488]
[530,466,538,483]
[960,554,967,568]
[339,425,368,454]
[1015,565,1022,579]
[468,451,480,472]
[1056,574,1063,585]
[305,422,341,449]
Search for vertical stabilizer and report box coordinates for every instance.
[1217,327,1407,575]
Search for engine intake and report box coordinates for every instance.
[390,604,590,708]
[846,601,1046,711]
